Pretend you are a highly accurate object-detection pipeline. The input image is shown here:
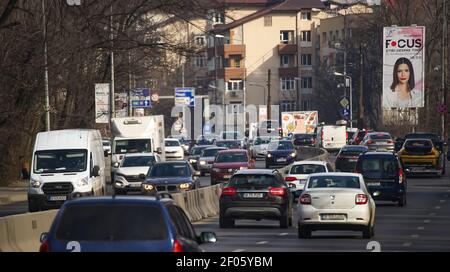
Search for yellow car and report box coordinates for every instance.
[398,139,443,177]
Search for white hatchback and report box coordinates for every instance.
[283,161,333,198]
[297,173,376,239]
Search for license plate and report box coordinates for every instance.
[348,159,358,162]
[367,182,381,187]
[321,214,346,221]
[129,183,141,188]
[243,193,264,199]
[223,175,232,179]
[277,158,287,162]
[49,196,67,201]
[411,167,425,171]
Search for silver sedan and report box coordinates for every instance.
[297,173,376,239]
[360,132,395,152]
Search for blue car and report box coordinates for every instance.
[141,161,201,195]
[39,195,217,252]
[265,140,297,168]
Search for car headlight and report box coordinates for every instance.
[290,152,297,157]
[115,181,125,188]
[189,159,197,164]
[142,184,154,191]
[179,183,191,189]
[267,154,272,158]
[31,179,41,188]
[77,177,89,187]
[200,161,206,166]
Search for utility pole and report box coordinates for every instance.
[267,69,272,120]
[110,4,115,127]
[128,51,133,117]
[442,0,448,140]
[358,43,364,129]
[42,0,50,131]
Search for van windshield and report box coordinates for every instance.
[34,150,87,174]
[114,139,152,154]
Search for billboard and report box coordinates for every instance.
[383,26,425,108]
[281,111,318,136]
[95,83,110,124]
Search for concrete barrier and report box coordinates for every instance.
[0,210,57,252]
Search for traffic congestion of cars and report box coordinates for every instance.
[31,124,448,251]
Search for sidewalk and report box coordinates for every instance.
[0,180,28,205]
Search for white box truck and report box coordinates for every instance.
[110,116,165,178]
[316,125,347,152]
[28,129,106,212]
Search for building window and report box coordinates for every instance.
[280,55,293,68]
[301,11,311,21]
[212,12,225,24]
[322,32,327,44]
[281,101,296,112]
[301,100,312,111]
[227,80,244,91]
[280,30,295,44]
[264,16,272,27]
[194,36,206,46]
[329,31,333,41]
[301,31,311,42]
[193,56,206,67]
[301,54,312,66]
[335,30,339,40]
[301,77,313,89]
[281,77,296,91]
[229,55,242,68]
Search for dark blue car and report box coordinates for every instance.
[265,140,297,168]
[141,161,201,195]
[39,196,217,252]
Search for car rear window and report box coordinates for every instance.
[290,164,326,175]
[308,176,360,189]
[370,134,392,140]
[216,153,248,163]
[229,175,280,187]
[405,140,432,148]
[360,158,398,178]
[55,204,169,241]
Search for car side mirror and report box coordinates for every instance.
[199,232,217,244]
[139,174,146,180]
[113,162,119,168]
[40,232,48,243]
[92,166,100,177]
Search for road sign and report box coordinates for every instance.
[151,93,160,102]
[132,100,151,108]
[132,88,150,97]
[342,108,350,119]
[175,88,195,107]
[340,97,350,108]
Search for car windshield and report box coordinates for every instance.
[102,141,110,146]
[165,141,180,147]
[122,156,156,167]
[55,204,168,241]
[191,146,209,156]
[360,158,399,178]
[216,141,240,148]
[370,134,392,140]
[254,138,272,145]
[34,150,87,174]
[202,149,223,157]
[229,175,279,187]
[149,163,190,177]
[216,153,248,163]
[115,139,151,154]
[268,141,294,151]
[308,176,360,189]
[290,164,326,175]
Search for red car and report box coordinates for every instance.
[210,150,256,185]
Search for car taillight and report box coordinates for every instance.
[269,187,285,197]
[222,187,237,196]
[285,177,297,182]
[346,132,349,140]
[398,168,404,183]
[300,194,311,205]
[387,140,394,144]
[39,240,49,252]
[367,140,374,145]
[356,194,368,205]
[173,239,184,252]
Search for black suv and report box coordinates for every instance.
[355,152,407,207]
[219,169,293,229]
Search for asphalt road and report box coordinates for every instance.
[194,156,450,252]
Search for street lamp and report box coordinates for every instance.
[213,34,225,105]
[334,72,353,129]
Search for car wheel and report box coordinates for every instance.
[298,224,311,239]
[279,213,289,229]
[362,225,373,239]
[398,194,406,207]
[219,217,235,228]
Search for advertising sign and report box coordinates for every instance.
[95,83,109,124]
[383,26,425,108]
[281,111,318,136]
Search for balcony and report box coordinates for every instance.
[279,67,298,78]
[278,44,297,55]
[218,67,246,81]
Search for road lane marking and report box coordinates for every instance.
[279,233,289,236]
[424,220,431,224]
[233,249,246,252]
[411,234,420,238]
[417,226,425,230]
[257,241,268,245]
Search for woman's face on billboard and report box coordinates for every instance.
[396,64,410,85]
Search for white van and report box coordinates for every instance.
[28,129,106,212]
[316,125,347,152]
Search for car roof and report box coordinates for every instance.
[153,161,188,165]
[368,132,391,135]
[165,138,180,141]
[63,196,174,206]
[218,149,247,154]
[205,146,227,150]
[234,169,278,175]
[341,145,368,150]
[361,151,397,157]
[124,153,156,157]
[308,172,361,178]
[291,161,327,166]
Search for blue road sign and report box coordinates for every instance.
[132,100,152,108]
[343,107,350,119]
[132,88,150,97]
[175,88,195,108]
